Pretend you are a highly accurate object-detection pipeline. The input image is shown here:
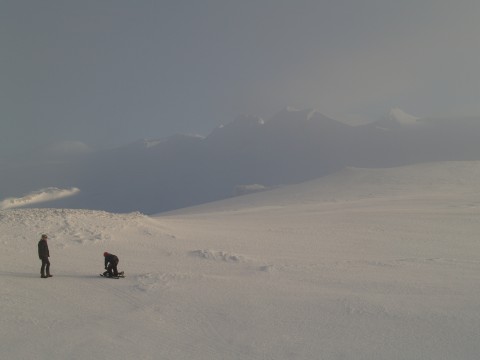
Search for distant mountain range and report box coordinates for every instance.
[3,108,480,213]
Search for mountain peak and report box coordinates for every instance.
[370,108,420,130]
[387,108,419,125]
[232,114,265,126]
[275,107,318,121]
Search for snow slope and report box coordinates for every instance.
[2,161,480,359]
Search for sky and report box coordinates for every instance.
[2,0,480,159]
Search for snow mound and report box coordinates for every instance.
[258,264,277,273]
[0,208,149,248]
[190,249,248,263]
[0,187,80,210]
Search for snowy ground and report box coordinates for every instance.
[2,161,480,359]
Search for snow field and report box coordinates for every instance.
[2,162,480,359]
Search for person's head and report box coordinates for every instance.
[41,234,48,240]
[103,252,108,257]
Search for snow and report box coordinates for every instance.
[0,187,80,210]
[2,161,480,359]
[372,108,421,130]
[388,107,419,124]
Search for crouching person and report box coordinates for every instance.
[103,252,119,277]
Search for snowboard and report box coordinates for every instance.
[100,271,125,279]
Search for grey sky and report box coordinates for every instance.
[2,0,480,158]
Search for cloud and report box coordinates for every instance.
[43,141,93,156]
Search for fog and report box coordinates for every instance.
[2,108,480,214]
[2,0,480,159]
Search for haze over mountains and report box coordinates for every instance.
[2,108,480,214]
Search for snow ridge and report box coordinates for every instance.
[0,187,80,210]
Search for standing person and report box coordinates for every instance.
[38,234,52,278]
[103,252,119,277]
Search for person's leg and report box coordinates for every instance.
[107,264,114,276]
[113,260,119,276]
[40,258,49,278]
[40,258,45,277]
[45,258,51,277]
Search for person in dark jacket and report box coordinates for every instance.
[38,234,52,278]
[103,252,119,277]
